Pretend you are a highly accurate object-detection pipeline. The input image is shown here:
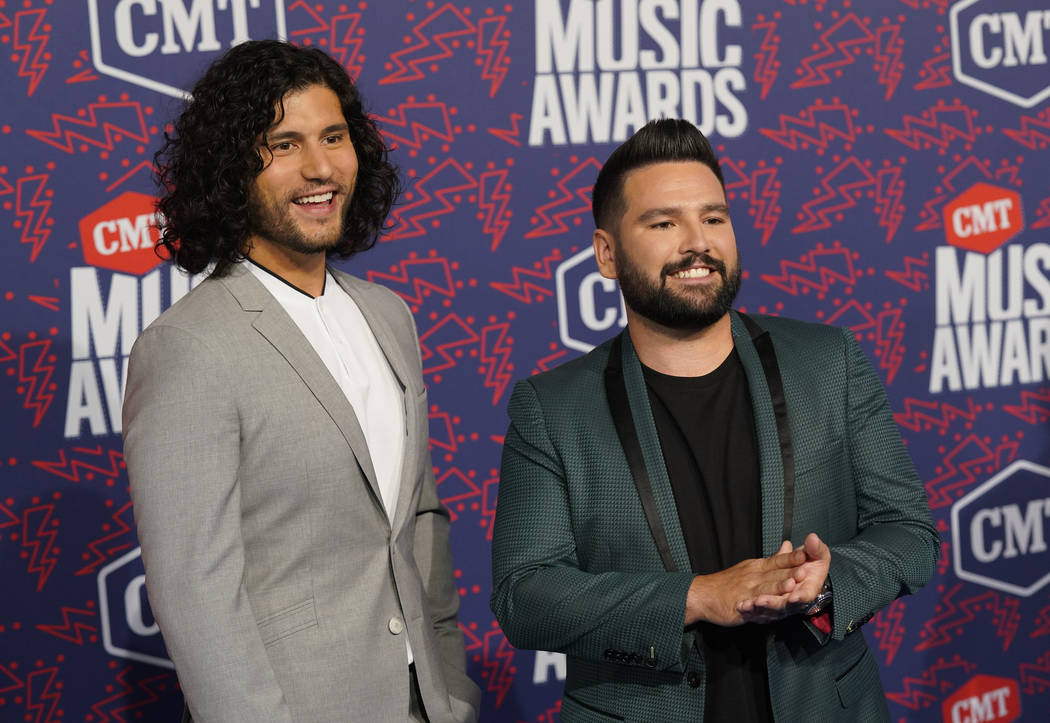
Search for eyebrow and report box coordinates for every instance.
[636,202,729,223]
[264,122,350,144]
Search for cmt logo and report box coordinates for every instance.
[555,247,626,353]
[79,192,167,275]
[88,0,287,98]
[952,460,1050,597]
[942,675,1021,723]
[950,0,1050,107]
[941,183,1023,254]
[98,547,173,669]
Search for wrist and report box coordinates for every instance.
[805,576,833,616]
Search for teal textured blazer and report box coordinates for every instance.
[491,311,938,722]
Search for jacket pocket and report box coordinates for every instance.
[256,598,317,646]
[561,691,625,721]
[834,645,880,709]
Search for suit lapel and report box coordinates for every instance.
[220,265,386,518]
[730,311,791,554]
[613,332,692,573]
[328,269,419,532]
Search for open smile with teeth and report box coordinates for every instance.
[670,267,712,279]
[293,191,334,206]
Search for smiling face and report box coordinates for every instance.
[246,84,359,264]
[593,160,741,332]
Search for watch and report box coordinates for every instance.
[805,576,833,616]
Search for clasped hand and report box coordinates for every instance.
[684,532,830,626]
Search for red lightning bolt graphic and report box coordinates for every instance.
[478,168,512,251]
[26,101,150,153]
[873,23,904,99]
[386,159,477,240]
[23,503,59,591]
[327,13,365,79]
[885,254,928,291]
[915,585,1020,652]
[526,158,602,238]
[16,174,52,262]
[871,598,906,665]
[915,50,951,91]
[479,322,513,405]
[476,13,510,96]
[482,628,516,706]
[760,244,859,296]
[13,8,49,96]
[32,445,125,482]
[436,467,482,522]
[89,666,172,723]
[893,397,978,434]
[77,499,135,576]
[760,100,857,150]
[18,339,54,426]
[36,603,98,644]
[1002,387,1050,425]
[752,17,780,100]
[1003,108,1050,150]
[1020,652,1050,695]
[488,113,524,146]
[418,314,480,376]
[885,101,978,150]
[885,657,976,710]
[380,4,475,85]
[379,101,455,149]
[367,254,456,307]
[26,665,61,723]
[792,14,873,89]
[490,250,562,303]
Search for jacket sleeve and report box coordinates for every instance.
[122,325,293,723]
[490,379,696,671]
[825,329,940,640]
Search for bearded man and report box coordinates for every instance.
[122,40,479,723]
[490,119,936,723]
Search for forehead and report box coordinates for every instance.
[269,84,345,130]
[620,161,725,211]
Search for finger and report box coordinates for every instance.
[805,532,826,559]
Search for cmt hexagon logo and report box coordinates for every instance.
[950,0,1050,108]
[79,192,167,275]
[555,247,626,353]
[952,460,1050,597]
[941,674,1021,723]
[942,183,1023,254]
[88,0,287,99]
[98,547,173,669]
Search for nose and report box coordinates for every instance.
[299,142,332,181]
[678,219,711,255]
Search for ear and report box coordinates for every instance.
[593,228,617,280]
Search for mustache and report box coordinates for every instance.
[661,252,726,280]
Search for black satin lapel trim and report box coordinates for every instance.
[738,313,795,543]
[604,334,678,573]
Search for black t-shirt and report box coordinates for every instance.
[643,349,774,723]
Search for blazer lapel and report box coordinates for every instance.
[730,311,793,555]
[220,265,386,517]
[328,269,420,532]
[610,331,692,573]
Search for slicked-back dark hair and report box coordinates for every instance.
[591,119,725,232]
[154,39,400,276]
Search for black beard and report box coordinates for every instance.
[616,250,742,332]
[247,189,349,255]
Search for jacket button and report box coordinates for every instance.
[687,672,700,688]
[388,617,404,635]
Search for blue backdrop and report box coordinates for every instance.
[2,1,1049,721]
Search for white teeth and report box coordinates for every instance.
[294,191,333,205]
[672,267,712,279]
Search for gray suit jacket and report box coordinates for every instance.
[123,263,480,723]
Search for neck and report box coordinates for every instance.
[245,239,327,298]
[626,310,734,377]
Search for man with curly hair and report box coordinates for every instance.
[122,40,480,723]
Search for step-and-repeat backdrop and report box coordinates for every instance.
[2,1,1049,721]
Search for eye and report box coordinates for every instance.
[322,133,345,145]
[270,141,295,154]
[649,220,674,230]
[703,216,726,225]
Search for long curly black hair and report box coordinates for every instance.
[155,40,400,276]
